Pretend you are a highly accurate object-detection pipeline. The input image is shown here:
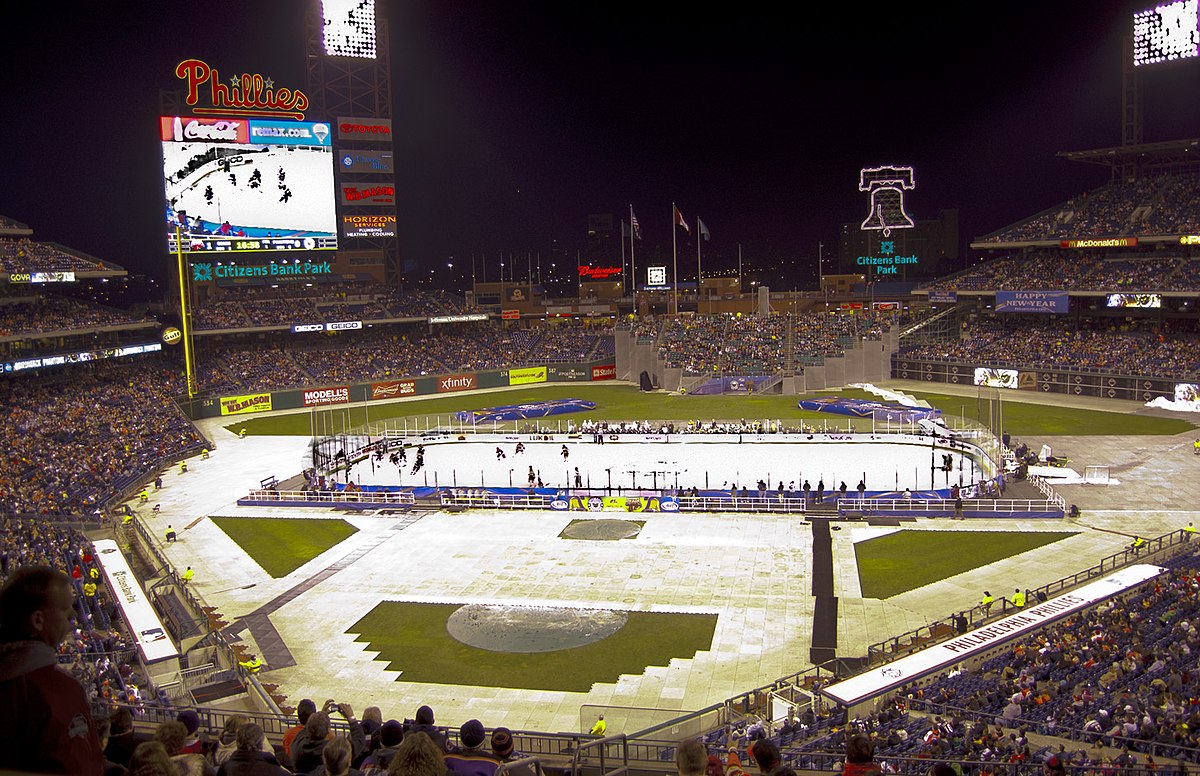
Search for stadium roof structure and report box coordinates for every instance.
[1,239,128,280]
[1057,137,1200,172]
[0,215,33,236]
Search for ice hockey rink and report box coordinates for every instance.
[136,408,1170,734]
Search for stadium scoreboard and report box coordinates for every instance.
[1135,0,1200,66]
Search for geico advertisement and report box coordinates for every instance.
[508,366,547,385]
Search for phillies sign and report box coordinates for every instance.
[175,58,310,120]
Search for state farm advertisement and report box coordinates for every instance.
[371,380,416,400]
[303,386,350,407]
[437,374,476,393]
[592,364,616,381]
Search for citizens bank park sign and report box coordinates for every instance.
[303,386,350,407]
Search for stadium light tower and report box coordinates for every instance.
[307,0,401,285]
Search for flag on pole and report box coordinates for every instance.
[697,218,710,241]
[674,205,690,233]
[630,210,642,240]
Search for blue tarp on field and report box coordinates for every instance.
[797,397,941,424]
[453,398,596,423]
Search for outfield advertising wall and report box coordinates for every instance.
[891,357,1179,402]
[184,360,617,420]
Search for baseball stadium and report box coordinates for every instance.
[3,3,1200,776]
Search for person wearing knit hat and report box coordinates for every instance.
[491,728,514,760]
[176,710,205,755]
[360,720,406,775]
[445,719,500,776]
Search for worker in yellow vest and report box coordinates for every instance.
[181,566,194,585]
[981,591,994,615]
[1012,588,1026,608]
[1185,522,1196,541]
[589,715,606,736]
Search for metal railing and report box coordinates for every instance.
[240,488,416,506]
[909,698,1200,764]
[571,735,630,776]
[863,528,1192,666]
[845,497,1062,516]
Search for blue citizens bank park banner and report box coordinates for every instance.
[995,291,1069,314]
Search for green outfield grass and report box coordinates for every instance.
[854,529,1075,599]
[210,517,359,578]
[349,601,717,692]
[226,382,1194,438]
[906,391,1194,436]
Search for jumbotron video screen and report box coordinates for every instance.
[161,116,338,254]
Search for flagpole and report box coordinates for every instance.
[620,221,628,298]
[629,204,636,300]
[697,218,703,314]
[671,203,678,316]
[738,243,743,291]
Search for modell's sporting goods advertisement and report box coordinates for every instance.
[162,116,338,254]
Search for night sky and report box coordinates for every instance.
[3,1,1199,291]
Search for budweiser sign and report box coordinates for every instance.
[592,364,616,381]
[303,386,350,407]
[175,58,309,120]
[371,381,416,400]
[437,374,476,393]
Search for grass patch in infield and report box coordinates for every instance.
[854,530,1075,599]
[349,601,717,692]
[210,517,358,578]
[906,392,1195,436]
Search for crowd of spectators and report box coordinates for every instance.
[901,316,1200,379]
[192,286,474,331]
[650,311,903,376]
[925,253,1200,294]
[0,214,29,231]
[891,551,1200,766]
[195,321,617,392]
[0,520,155,729]
[984,174,1200,243]
[0,295,152,337]
[0,238,110,272]
[0,358,206,514]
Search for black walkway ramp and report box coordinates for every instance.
[809,518,838,664]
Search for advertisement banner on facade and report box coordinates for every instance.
[341,214,397,238]
[591,364,616,381]
[336,117,393,142]
[973,367,1019,389]
[340,184,395,205]
[549,365,590,382]
[302,386,350,407]
[371,381,417,400]
[219,393,273,415]
[995,291,1069,314]
[338,150,394,174]
[437,374,477,393]
[928,290,958,304]
[508,366,547,385]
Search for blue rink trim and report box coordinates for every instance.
[453,398,597,423]
[798,397,941,423]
